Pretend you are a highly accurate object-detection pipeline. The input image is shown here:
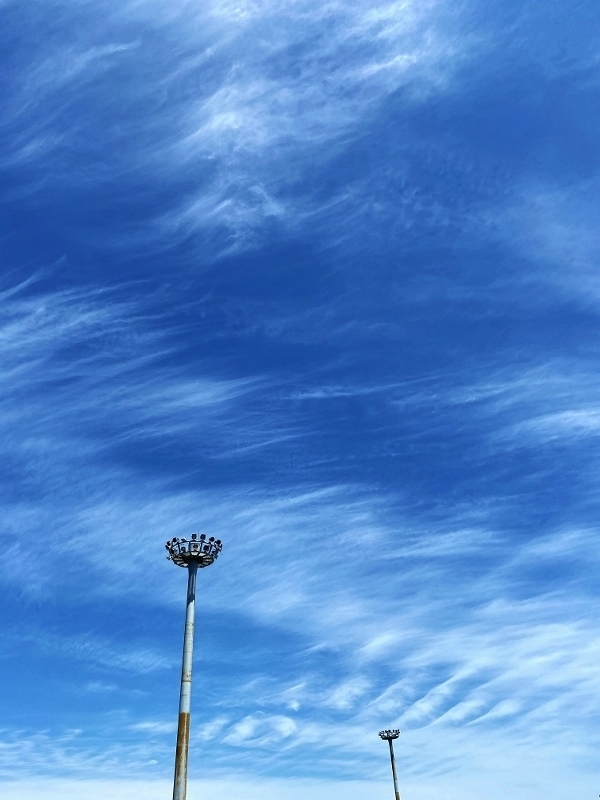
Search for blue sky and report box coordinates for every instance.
[0,0,599,798]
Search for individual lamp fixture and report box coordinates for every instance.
[166,533,223,800]
[379,729,402,800]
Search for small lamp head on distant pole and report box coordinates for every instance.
[379,729,401,741]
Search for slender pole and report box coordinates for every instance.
[173,561,198,800]
[387,737,401,800]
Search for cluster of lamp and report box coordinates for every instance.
[165,533,223,568]
[379,729,401,741]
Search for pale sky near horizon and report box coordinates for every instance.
[0,0,599,798]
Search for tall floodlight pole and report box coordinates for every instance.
[379,729,401,800]
[165,533,223,800]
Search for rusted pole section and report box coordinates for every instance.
[173,560,198,800]
[165,534,223,800]
[379,729,401,800]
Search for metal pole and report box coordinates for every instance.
[173,561,198,800]
[388,737,401,800]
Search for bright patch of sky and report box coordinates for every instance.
[0,0,599,798]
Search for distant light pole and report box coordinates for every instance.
[379,729,402,800]
[166,533,223,800]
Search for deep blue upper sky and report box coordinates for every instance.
[1,1,599,798]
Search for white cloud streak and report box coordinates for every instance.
[481,178,600,302]
[1,0,467,254]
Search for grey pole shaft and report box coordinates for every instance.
[388,738,401,800]
[173,561,198,800]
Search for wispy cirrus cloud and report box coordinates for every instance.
[478,178,600,303]
[0,0,467,255]
[0,728,166,780]
[18,630,172,673]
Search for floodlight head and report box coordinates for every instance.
[379,729,401,741]
[165,533,223,568]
